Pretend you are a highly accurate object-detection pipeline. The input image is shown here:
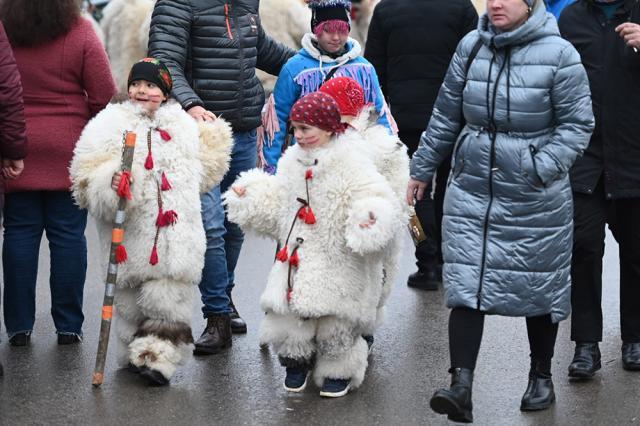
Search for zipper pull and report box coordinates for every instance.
[224,3,234,39]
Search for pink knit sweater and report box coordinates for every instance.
[6,17,116,193]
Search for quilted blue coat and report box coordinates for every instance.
[410,4,594,322]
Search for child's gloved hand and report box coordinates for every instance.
[231,185,246,197]
[358,212,377,229]
[111,171,122,192]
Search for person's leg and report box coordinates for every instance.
[613,196,640,370]
[568,180,607,377]
[430,307,484,423]
[2,192,45,343]
[221,130,257,332]
[521,314,558,411]
[43,191,87,342]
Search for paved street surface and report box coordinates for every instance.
[0,221,638,425]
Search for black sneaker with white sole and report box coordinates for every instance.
[320,378,351,398]
[284,367,309,392]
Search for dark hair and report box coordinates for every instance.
[0,0,81,47]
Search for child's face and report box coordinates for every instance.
[316,28,349,54]
[128,79,166,113]
[291,121,333,150]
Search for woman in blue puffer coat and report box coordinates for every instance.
[407,0,594,421]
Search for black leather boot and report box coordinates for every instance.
[407,268,441,291]
[193,314,232,355]
[430,368,473,423]
[521,361,555,411]
[568,342,601,379]
[228,294,247,334]
[622,342,640,371]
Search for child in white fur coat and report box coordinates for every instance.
[224,91,403,397]
[70,58,232,386]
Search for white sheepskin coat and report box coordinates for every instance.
[224,130,404,326]
[70,100,233,286]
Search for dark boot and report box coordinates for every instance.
[568,342,601,379]
[9,332,30,347]
[622,342,640,371]
[429,368,473,423]
[0,360,3,377]
[521,361,555,411]
[193,314,232,355]
[228,294,247,334]
[139,367,170,386]
[407,267,441,291]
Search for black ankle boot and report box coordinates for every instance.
[521,361,555,412]
[430,368,473,423]
[568,342,601,379]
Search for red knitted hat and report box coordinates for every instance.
[289,92,347,134]
[319,76,365,117]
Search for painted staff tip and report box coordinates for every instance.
[92,373,104,387]
[124,132,137,147]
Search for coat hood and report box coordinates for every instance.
[478,1,559,49]
[300,33,362,65]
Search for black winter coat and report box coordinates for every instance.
[148,0,295,132]
[364,0,477,134]
[560,0,640,199]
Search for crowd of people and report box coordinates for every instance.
[0,0,639,422]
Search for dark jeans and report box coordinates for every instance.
[199,129,257,317]
[571,178,640,343]
[449,308,558,373]
[2,191,87,337]
[400,130,450,271]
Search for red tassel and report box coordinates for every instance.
[156,128,172,141]
[149,245,158,265]
[289,250,300,267]
[276,246,289,262]
[116,171,133,200]
[297,208,307,221]
[287,287,293,302]
[304,207,316,225]
[163,210,178,226]
[115,244,128,264]
[156,207,166,227]
[305,169,313,180]
[160,171,172,191]
[144,151,154,170]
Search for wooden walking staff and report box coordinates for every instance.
[92,131,137,387]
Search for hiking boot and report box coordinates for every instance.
[193,314,232,355]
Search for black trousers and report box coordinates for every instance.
[571,178,640,343]
[449,308,559,374]
[400,131,450,271]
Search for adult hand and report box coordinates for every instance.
[111,171,122,192]
[1,159,24,180]
[188,106,217,122]
[359,212,377,229]
[406,178,428,205]
[232,185,246,197]
[616,22,640,50]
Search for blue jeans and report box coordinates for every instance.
[199,129,257,316]
[2,191,87,337]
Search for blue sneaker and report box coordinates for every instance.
[319,378,351,398]
[363,335,374,354]
[284,367,309,392]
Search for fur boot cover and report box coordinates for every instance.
[224,130,403,326]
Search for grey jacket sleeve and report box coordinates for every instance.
[533,44,594,185]
[409,39,469,183]
[256,20,296,76]
[148,0,203,111]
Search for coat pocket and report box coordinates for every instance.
[449,133,470,184]
[520,144,544,191]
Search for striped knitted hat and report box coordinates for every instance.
[307,0,352,35]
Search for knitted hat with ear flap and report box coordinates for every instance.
[307,0,352,37]
[289,92,347,135]
[318,76,365,117]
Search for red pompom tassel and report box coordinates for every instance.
[304,207,316,225]
[276,246,289,262]
[156,207,166,227]
[144,152,154,170]
[163,210,178,226]
[305,169,313,180]
[160,171,172,191]
[149,245,158,265]
[116,171,133,200]
[157,128,172,141]
[289,250,300,267]
[115,244,128,264]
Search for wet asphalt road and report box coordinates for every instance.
[0,221,638,426]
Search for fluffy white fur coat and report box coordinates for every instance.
[224,130,403,326]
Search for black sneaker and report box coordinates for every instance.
[320,378,351,398]
[284,367,309,392]
[363,335,374,354]
[9,333,30,347]
[57,334,82,345]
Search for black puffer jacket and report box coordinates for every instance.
[364,0,477,133]
[148,0,295,132]
[560,0,640,199]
